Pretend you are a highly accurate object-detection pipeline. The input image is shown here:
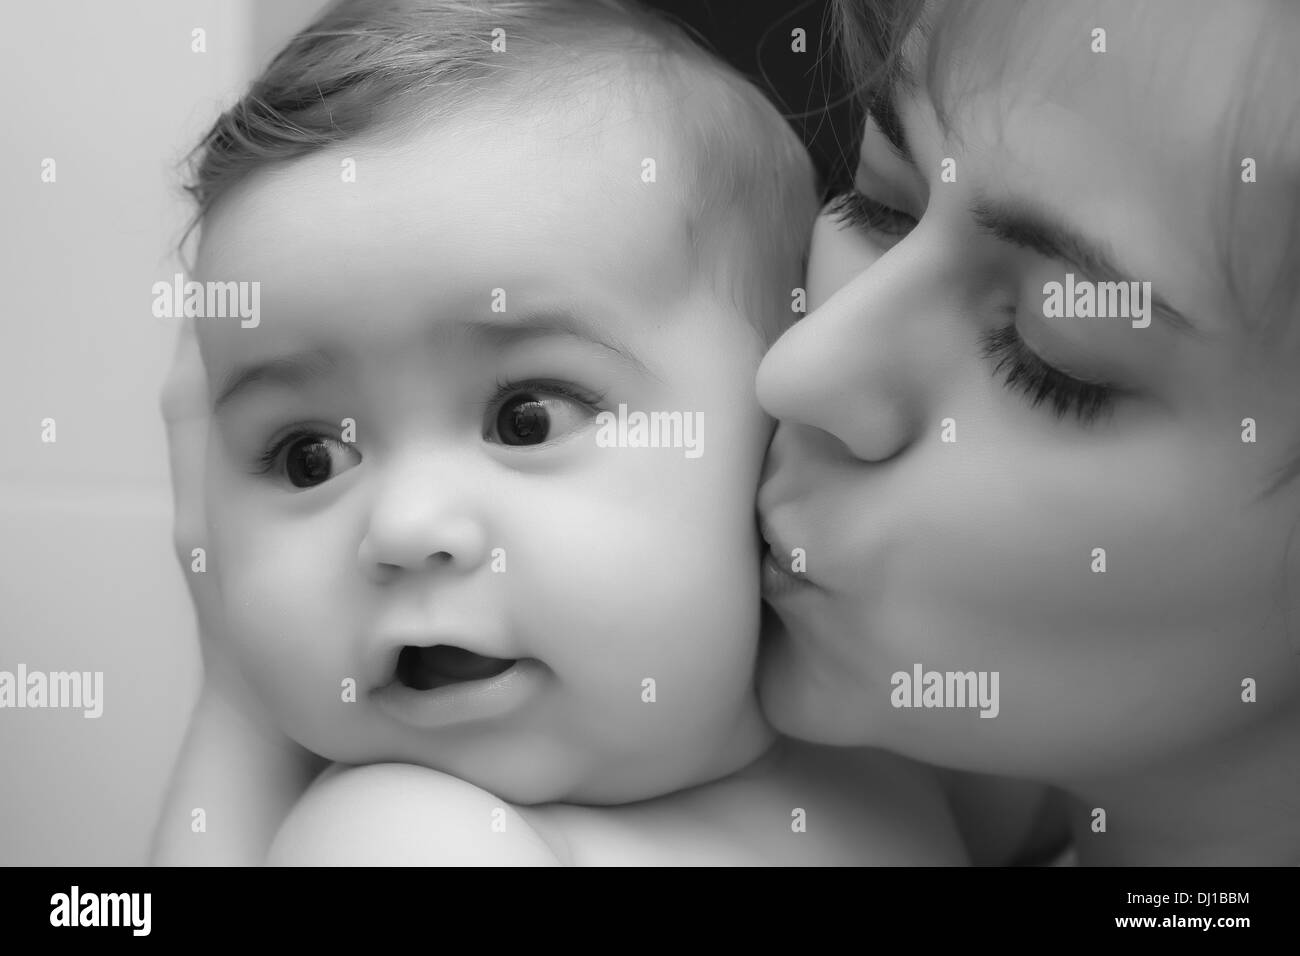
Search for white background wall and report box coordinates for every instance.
[0,0,324,866]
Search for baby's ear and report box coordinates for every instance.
[265,763,561,866]
[160,318,210,426]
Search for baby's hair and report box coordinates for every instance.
[182,0,818,342]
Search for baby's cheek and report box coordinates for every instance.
[574,501,759,697]
[217,526,349,721]
[223,562,304,689]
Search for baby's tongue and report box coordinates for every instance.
[401,645,514,689]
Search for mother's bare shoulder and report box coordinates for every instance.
[773,743,971,865]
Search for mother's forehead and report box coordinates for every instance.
[901,0,1288,153]
[850,0,1300,339]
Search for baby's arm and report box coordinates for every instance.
[266,763,562,866]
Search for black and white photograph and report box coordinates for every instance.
[1,0,1295,930]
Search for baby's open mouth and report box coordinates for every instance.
[394,644,517,691]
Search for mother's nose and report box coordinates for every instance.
[756,247,938,464]
[357,452,491,581]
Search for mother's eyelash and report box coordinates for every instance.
[980,325,1116,426]
[826,187,917,237]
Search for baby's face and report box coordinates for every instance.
[195,103,775,804]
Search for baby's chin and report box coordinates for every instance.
[294,702,774,806]
[307,751,670,807]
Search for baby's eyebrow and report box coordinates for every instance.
[212,313,656,414]
[213,347,339,413]
[462,310,658,381]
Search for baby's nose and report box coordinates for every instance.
[357,459,491,579]
[361,513,488,574]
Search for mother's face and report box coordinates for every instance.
[755,0,1300,781]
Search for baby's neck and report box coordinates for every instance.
[1064,706,1300,865]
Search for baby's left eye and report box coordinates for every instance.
[485,388,597,447]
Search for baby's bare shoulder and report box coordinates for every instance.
[266,763,561,866]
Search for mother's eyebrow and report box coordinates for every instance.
[867,78,914,165]
[867,62,963,168]
[970,196,1201,337]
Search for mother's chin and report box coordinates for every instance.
[757,599,883,746]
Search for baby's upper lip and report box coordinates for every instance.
[366,626,517,688]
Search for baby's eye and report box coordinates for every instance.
[485,386,599,447]
[257,432,361,488]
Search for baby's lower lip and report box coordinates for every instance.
[372,658,547,730]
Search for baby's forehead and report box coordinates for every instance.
[201,102,696,287]
[195,44,806,364]
[193,125,716,383]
